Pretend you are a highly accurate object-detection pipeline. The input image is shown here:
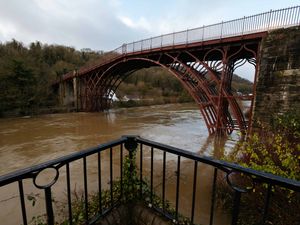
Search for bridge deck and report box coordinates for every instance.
[61,5,300,81]
[63,32,266,81]
[56,6,300,135]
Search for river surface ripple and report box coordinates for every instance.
[0,103,239,175]
[0,103,240,225]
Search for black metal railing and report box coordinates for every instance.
[0,137,126,225]
[0,135,299,225]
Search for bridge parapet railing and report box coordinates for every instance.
[117,6,300,54]
[142,38,151,50]
[63,6,299,79]
[0,136,299,225]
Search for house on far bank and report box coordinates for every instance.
[106,90,119,102]
[121,95,140,102]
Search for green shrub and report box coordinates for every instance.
[229,132,300,181]
[220,110,300,225]
[29,154,191,225]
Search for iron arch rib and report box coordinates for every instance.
[81,56,222,135]
[184,45,257,134]
[74,41,260,135]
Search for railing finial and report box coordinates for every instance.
[123,135,138,152]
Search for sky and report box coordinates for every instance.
[0,0,298,51]
[0,0,299,80]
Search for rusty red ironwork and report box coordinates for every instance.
[67,35,263,135]
[58,6,300,135]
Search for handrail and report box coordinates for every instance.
[0,137,126,187]
[0,135,299,225]
[1,136,299,190]
[135,136,300,191]
[113,6,300,55]
[60,6,300,80]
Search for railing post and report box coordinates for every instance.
[124,136,138,195]
[186,29,189,45]
[242,16,246,35]
[267,9,273,30]
[226,171,254,225]
[220,21,224,39]
[32,167,59,225]
[45,187,55,225]
[173,32,175,46]
[231,191,242,225]
[122,44,127,55]
[18,180,28,225]
[124,136,137,169]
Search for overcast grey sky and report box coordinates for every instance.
[0,0,298,52]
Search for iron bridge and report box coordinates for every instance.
[58,6,300,135]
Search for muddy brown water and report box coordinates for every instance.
[0,103,239,225]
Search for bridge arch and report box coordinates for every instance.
[80,44,257,135]
[57,6,300,135]
[85,57,216,134]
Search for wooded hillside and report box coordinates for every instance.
[0,40,103,116]
[0,40,252,116]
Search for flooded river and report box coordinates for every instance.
[0,103,239,225]
[0,103,237,175]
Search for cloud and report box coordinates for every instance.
[0,22,17,40]
[118,16,151,32]
[0,0,150,51]
[0,0,298,52]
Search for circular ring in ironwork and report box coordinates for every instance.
[33,166,59,189]
[226,170,254,193]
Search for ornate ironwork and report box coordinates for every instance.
[58,6,300,134]
[0,136,299,225]
[72,43,258,135]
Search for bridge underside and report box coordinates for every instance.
[63,38,261,135]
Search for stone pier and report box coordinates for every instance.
[253,26,300,127]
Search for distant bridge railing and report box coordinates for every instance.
[61,6,300,80]
[0,136,299,225]
[113,6,300,55]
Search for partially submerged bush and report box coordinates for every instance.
[231,110,300,180]
[229,132,300,181]
[219,110,300,225]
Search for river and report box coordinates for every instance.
[0,103,239,225]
